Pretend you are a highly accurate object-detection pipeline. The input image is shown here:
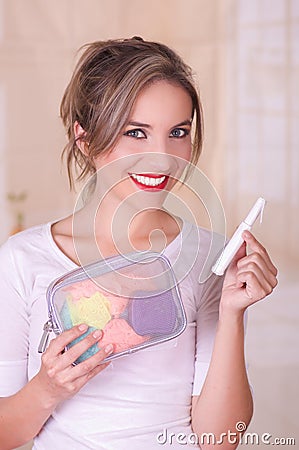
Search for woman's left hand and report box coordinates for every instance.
[220,230,278,313]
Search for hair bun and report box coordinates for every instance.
[131,36,144,41]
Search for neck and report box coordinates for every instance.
[72,187,181,262]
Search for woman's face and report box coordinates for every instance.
[93,80,193,206]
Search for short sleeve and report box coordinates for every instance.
[192,273,224,396]
[0,239,29,396]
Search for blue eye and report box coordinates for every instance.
[170,128,190,138]
[124,129,146,139]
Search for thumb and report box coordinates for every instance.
[223,242,247,285]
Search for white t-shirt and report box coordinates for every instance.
[0,221,224,449]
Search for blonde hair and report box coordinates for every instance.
[60,37,204,190]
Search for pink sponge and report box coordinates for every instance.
[63,279,99,301]
[100,318,149,353]
[103,292,128,318]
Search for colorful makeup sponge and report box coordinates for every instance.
[63,279,99,301]
[65,291,111,329]
[99,318,148,353]
[63,280,128,318]
[104,293,128,318]
[69,326,99,363]
[60,301,99,363]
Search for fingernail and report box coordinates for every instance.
[92,329,102,339]
[104,344,114,354]
[243,231,250,239]
[78,324,88,332]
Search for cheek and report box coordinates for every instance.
[171,141,192,164]
[93,143,142,171]
[93,151,125,173]
[184,146,192,161]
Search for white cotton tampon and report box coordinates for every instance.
[212,197,266,276]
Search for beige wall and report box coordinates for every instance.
[0,1,298,449]
[0,0,227,240]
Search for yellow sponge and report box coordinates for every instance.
[67,291,111,329]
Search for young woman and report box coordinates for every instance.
[0,37,277,449]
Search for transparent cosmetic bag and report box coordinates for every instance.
[39,252,186,364]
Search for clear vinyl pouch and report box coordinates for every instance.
[38,251,187,364]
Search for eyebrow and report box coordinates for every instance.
[127,119,192,129]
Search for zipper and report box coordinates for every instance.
[38,319,54,353]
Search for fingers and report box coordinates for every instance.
[223,242,246,283]
[236,231,278,300]
[236,263,276,300]
[242,231,278,276]
[45,323,91,358]
[61,327,103,366]
[222,231,278,310]
[45,326,104,373]
[40,325,114,402]
[237,250,278,289]
[42,324,114,381]
[63,345,113,384]
[45,346,113,394]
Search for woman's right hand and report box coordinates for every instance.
[35,324,113,407]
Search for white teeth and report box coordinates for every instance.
[130,174,166,187]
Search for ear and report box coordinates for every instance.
[74,121,88,155]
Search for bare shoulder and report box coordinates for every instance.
[51,215,73,239]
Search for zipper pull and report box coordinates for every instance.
[38,320,53,353]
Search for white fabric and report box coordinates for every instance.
[0,221,224,449]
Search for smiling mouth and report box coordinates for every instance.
[129,173,169,190]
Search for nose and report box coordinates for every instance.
[143,151,175,174]
[144,138,176,173]
[148,136,170,155]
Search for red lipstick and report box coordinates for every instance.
[129,173,169,191]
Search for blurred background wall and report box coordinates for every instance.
[0,0,298,449]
